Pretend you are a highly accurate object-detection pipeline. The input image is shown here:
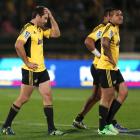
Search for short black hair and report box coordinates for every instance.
[109,8,121,16]
[103,7,120,17]
[32,6,46,18]
[103,8,112,17]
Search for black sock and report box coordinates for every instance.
[44,105,56,133]
[3,104,20,128]
[112,119,117,125]
[107,99,121,124]
[99,105,108,131]
[75,114,84,122]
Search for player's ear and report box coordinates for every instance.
[36,14,40,19]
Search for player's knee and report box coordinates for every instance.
[19,96,30,105]
[119,83,128,98]
[119,88,128,99]
[124,89,128,98]
[42,91,52,101]
[91,90,101,102]
[92,94,100,102]
[94,94,101,101]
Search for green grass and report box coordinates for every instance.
[0,88,140,140]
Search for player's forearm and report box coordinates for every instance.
[104,46,115,66]
[50,16,60,37]
[102,39,115,65]
[104,46,113,60]
[85,37,101,57]
[85,38,96,51]
[15,45,28,65]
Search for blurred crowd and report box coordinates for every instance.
[0,0,103,37]
[0,0,140,54]
[0,0,140,37]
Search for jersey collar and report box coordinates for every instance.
[29,22,40,30]
[29,22,34,25]
[109,22,115,27]
[102,22,107,26]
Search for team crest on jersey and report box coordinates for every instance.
[38,39,43,45]
[96,31,102,38]
[109,30,113,38]
[23,31,30,39]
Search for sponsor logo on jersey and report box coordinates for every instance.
[109,30,113,38]
[24,31,30,39]
[96,31,102,38]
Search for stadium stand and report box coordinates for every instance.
[0,0,140,58]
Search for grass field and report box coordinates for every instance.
[0,88,140,140]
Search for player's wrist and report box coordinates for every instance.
[91,48,101,57]
[109,59,116,66]
[24,60,30,66]
[50,16,55,21]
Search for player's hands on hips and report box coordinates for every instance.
[109,59,116,68]
[26,61,38,71]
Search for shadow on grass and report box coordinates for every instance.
[122,129,140,136]
[63,128,82,134]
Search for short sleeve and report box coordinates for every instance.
[88,30,102,41]
[102,25,114,40]
[17,27,31,43]
[43,29,51,38]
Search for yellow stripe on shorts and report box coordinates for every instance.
[29,71,33,86]
[106,70,112,87]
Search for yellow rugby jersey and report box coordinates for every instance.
[97,23,120,70]
[87,23,106,67]
[16,22,51,72]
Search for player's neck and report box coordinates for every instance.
[109,21,116,26]
[102,21,107,25]
[30,19,38,26]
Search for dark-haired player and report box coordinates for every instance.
[97,9,128,135]
[73,8,128,134]
[1,6,63,136]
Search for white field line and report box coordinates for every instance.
[54,97,86,101]
[0,121,79,127]
[0,121,140,137]
[2,96,88,101]
[0,121,140,130]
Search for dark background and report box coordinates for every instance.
[0,0,139,58]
